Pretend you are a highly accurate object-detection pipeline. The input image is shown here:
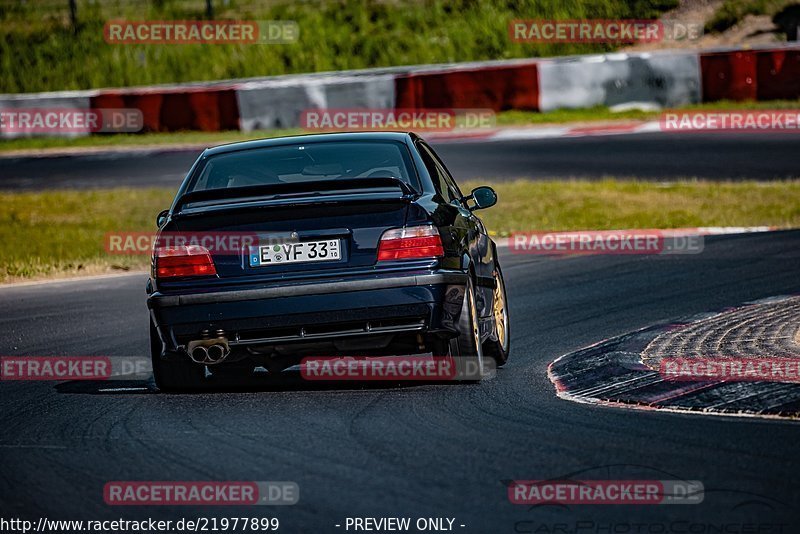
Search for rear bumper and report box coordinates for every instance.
[149,272,466,307]
[148,271,468,357]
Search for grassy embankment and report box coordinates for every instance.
[1,0,678,93]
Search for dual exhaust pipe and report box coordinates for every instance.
[187,330,230,365]
[189,343,229,365]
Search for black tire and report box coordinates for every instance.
[150,320,207,392]
[483,263,510,367]
[449,276,485,381]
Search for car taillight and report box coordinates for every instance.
[377,226,444,261]
[155,245,217,279]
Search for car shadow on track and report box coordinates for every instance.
[52,369,477,395]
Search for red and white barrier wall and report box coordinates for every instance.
[236,74,396,132]
[537,52,701,111]
[700,48,800,101]
[394,60,539,111]
[0,91,94,138]
[91,85,240,132]
[1,44,797,137]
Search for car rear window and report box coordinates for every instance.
[187,140,418,193]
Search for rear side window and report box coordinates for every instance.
[188,140,418,193]
[418,143,460,203]
[424,143,463,200]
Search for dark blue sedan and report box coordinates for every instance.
[147,132,509,390]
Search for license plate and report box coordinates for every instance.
[249,239,341,267]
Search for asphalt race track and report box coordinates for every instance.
[2,231,800,530]
[1,132,799,190]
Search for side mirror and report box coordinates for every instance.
[156,209,169,228]
[468,186,497,210]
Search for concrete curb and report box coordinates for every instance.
[548,295,800,420]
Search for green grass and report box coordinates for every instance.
[1,0,679,94]
[2,180,798,283]
[2,100,798,153]
[467,180,800,236]
[0,188,173,282]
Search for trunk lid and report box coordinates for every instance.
[162,180,414,285]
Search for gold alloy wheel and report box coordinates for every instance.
[493,271,508,351]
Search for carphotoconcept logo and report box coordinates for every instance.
[508,464,789,532]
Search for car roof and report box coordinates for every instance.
[204,131,417,157]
